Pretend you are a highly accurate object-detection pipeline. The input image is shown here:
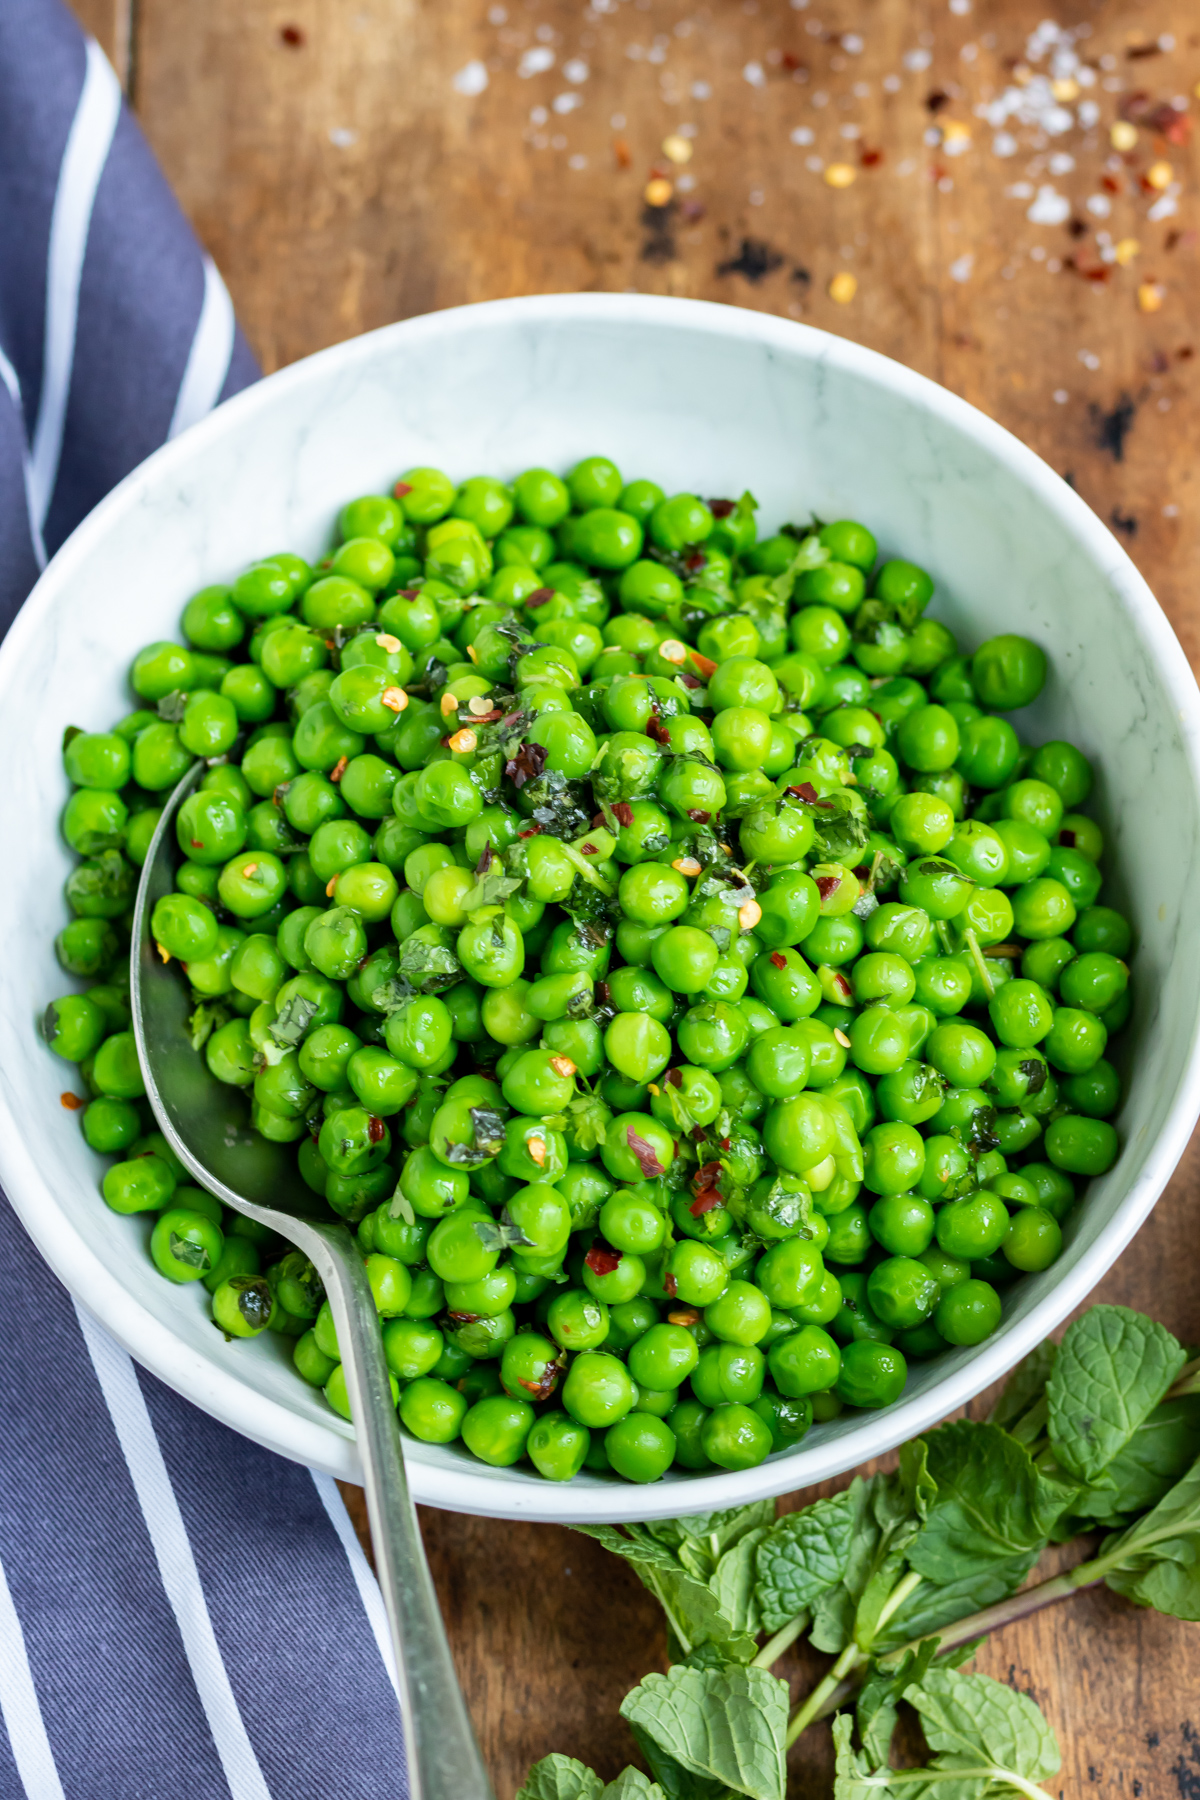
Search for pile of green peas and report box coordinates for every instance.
[41,454,1130,1485]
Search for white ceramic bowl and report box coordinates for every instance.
[3,294,1199,1522]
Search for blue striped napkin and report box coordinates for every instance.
[0,4,409,1793]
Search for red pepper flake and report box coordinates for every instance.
[595,980,612,1007]
[693,1160,722,1190]
[60,1092,85,1110]
[398,588,419,600]
[665,1067,682,1088]
[518,1366,563,1401]
[770,951,788,969]
[526,587,554,608]
[708,498,735,518]
[329,756,348,783]
[786,781,820,804]
[1059,828,1076,848]
[688,650,719,680]
[690,1189,723,1216]
[683,550,707,574]
[614,137,632,169]
[448,1311,483,1325]
[853,864,870,880]
[393,481,414,497]
[663,1273,678,1299]
[719,1137,731,1151]
[611,801,634,827]
[1101,173,1124,195]
[625,1126,666,1179]
[580,841,598,855]
[475,843,495,876]
[517,826,542,839]
[678,672,703,689]
[691,1124,706,1142]
[280,23,305,45]
[190,838,204,849]
[646,716,671,745]
[860,146,885,167]
[816,875,842,902]
[585,1244,623,1277]
[367,1115,386,1144]
[1179,345,1195,360]
[685,809,711,825]
[505,741,548,788]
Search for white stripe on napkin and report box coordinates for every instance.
[311,1469,401,1698]
[0,347,47,571]
[74,1305,273,1800]
[29,37,122,526]
[169,256,236,439]
[0,1554,66,1800]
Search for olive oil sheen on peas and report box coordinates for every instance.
[43,462,1129,1484]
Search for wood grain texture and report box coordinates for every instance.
[72,0,1200,1789]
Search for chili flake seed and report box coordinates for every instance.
[828,271,858,304]
[824,162,857,188]
[467,644,480,663]
[60,1092,85,1110]
[1138,281,1165,312]
[1114,238,1140,266]
[645,176,674,206]
[662,134,693,164]
[440,691,460,716]
[614,137,632,169]
[672,856,703,877]
[1146,161,1173,191]
[375,632,402,653]
[688,649,718,679]
[548,1056,577,1078]
[667,1308,701,1327]
[738,899,763,930]
[448,728,478,754]
[648,1082,661,1096]
[325,875,339,897]
[156,942,170,963]
[659,638,687,663]
[528,1136,547,1166]
[468,694,493,716]
[834,1028,853,1048]
[382,686,408,712]
[1111,120,1139,151]
[242,862,258,877]
[1050,76,1079,102]
[329,756,348,782]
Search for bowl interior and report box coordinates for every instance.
[3,294,1199,1522]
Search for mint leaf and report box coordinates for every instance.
[619,1664,789,1800]
[626,1725,734,1800]
[269,993,319,1050]
[1058,1395,1200,1532]
[988,1340,1057,1443]
[189,999,230,1052]
[755,1486,858,1635]
[831,1712,880,1800]
[516,1755,603,1800]
[709,1529,769,1636]
[905,1421,1077,1587]
[854,1641,940,1769]
[601,1771,667,1800]
[909,1666,1061,1787]
[387,1183,416,1224]
[571,1526,753,1660]
[565,1093,613,1155]
[1102,1450,1200,1619]
[1048,1305,1187,1485]
[156,690,189,722]
[397,926,464,994]
[169,1232,211,1271]
[473,1214,535,1252]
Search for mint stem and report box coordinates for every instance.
[785,1641,864,1747]
[753,1612,809,1670]
[803,1556,1106,1728]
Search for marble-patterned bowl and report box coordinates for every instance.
[3,294,1199,1523]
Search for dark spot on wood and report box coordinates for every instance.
[791,264,813,287]
[716,238,785,283]
[1111,507,1138,536]
[1090,394,1137,461]
[641,201,678,265]
[280,23,305,45]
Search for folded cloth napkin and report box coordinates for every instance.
[0,4,408,1794]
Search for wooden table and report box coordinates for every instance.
[67,0,1200,1789]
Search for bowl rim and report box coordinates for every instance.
[5,289,1200,1521]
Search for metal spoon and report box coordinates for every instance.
[131,764,493,1800]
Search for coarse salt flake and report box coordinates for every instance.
[563,58,589,82]
[1086,194,1111,218]
[790,125,815,145]
[518,46,555,76]
[743,61,766,86]
[902,48,932,70]
[451,60,489,96]
[949,252,974,281]
[992,131,1018,157]
[552,92,582,113]
[1053,388,1069,403]
[1027,184,1070,225]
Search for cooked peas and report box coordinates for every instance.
[44,467,1132,1483]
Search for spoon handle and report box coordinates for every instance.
[311,1223,496,1800]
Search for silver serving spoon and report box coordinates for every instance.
[131,764,493,1800]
